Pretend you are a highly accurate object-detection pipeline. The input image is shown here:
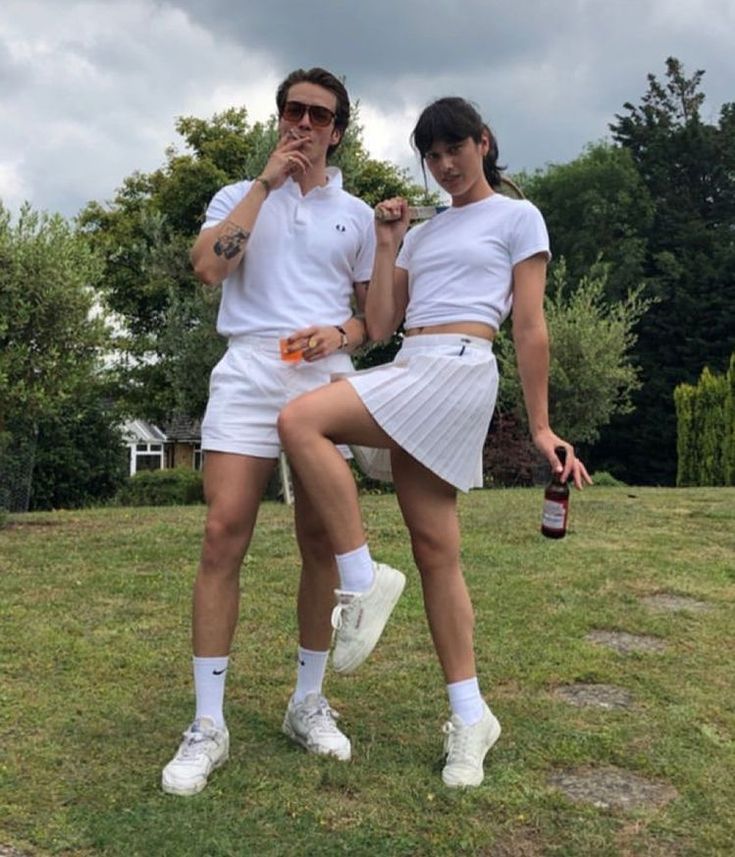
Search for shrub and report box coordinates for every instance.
[116,467,203,507]
[483,411,539,487]
[30,393,128,510]
[674,354,734,486]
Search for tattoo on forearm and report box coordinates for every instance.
[213,221,251,259]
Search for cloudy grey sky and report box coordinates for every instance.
[2,0,732,219]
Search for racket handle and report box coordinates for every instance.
[375,205,441,222]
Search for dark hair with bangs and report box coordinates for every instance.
[276,67,350,158]
[411,97,504,189]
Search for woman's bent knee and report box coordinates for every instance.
[278,399,310,449]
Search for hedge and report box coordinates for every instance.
[115,467,204,506]
[674,353,734,486]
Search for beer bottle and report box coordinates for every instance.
[541,446,570,539]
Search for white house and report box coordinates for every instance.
[121,419,168,476]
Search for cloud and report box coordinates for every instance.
[0,0,277,215]
[0,0,732,217]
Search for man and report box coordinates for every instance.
[161,67,405,796]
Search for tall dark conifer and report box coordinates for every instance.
[595,58,735,484]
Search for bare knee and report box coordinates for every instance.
[200,511,252,578]
[409,521,452,563]
[278,399,313,451]
[410,529,460,579]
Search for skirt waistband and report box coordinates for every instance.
[398,333,494,350]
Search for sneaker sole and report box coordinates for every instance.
[281,715,352,762]
[333,571,406,674]
[442,715,501,788]
[161,752,229,796]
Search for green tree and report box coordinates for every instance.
[30,387,129,510]
[0,203,108,511]
[595,57,735,484]
[80,105,429,423]
[519,143,654,302]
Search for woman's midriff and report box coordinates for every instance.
[403,321,496,341]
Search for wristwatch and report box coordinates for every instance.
[335,325,349,350]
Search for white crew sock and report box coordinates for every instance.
[193,655,229,728]
[447,676,484,726]
[293,647,329,703]
[335,544,375,593]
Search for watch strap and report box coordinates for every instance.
[335,325,349,350]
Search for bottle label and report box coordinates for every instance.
[542,498,568,531]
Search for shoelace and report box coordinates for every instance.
[303,699,341,731]
[304,697,339,734]
[178,726,219,759]
[330,591,357,630]
[442,720,474,762]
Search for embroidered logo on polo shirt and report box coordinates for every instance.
[335,224,346,232]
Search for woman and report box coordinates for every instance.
[278,97,591,788]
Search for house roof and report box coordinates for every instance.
[122,419,167,444]
[164,414,202,442]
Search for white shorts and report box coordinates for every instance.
[342,334,498,492]
[202,335,355,458]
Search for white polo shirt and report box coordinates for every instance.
[397,194,550,331]
[202,168,376,337]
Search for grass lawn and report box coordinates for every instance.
[1,487,734,856]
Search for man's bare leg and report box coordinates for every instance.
[162,452,274,796]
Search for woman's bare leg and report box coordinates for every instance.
[278,380,397,552]
[391,449,476,683]
[279,380,405,674]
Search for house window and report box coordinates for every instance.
[193,443,203,472]
[130,442,165,475]
[136,454,163,472]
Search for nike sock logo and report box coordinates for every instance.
[212,668,228,675]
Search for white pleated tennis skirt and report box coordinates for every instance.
[341,334,498,492]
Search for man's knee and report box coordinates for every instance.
[201,510,252,564]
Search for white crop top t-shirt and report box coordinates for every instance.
[202,168,376,338]
[396,194,550,331]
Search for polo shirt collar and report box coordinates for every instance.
[286,166,343,197]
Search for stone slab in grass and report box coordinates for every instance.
[0,847,31,857]
[585,630,667,654]
[554,683,634,710]
[548,765,678,811]
[640,593,712,613]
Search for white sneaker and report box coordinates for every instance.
[331,562,406,674]
[441,702,501,788]
[282,692,352,761]
[161,716,229,796]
